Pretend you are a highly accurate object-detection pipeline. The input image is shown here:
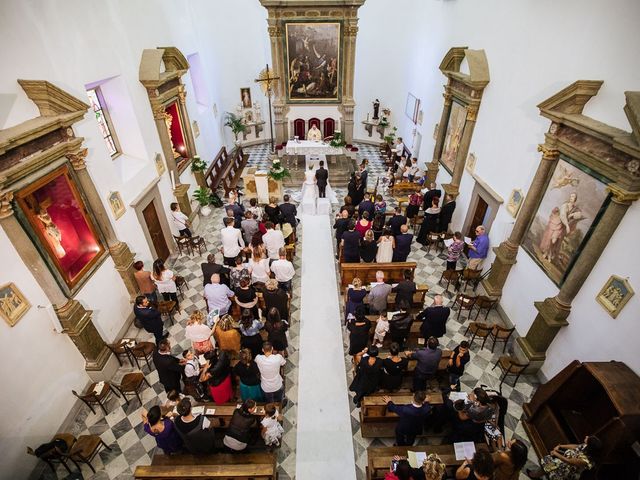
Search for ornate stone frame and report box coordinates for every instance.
[426,47,490,199]
[139,47,197,214]
[259,0,366,144]
[0,80,139,372]
[482,81,640,372]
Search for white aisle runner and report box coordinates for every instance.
[295,214,357,480]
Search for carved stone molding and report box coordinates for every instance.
[0,191,14,218]
[466,105,479,122]
[537,144,560,160]
[607,183,640,204]
[66,148,88,170]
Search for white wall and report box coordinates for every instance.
[354,0,640,379]
[0,0,270,476]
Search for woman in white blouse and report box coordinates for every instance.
[248,249,271,289]
[152,258,179,309]
[185,311,215,354]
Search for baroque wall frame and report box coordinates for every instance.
[596,275,634,318]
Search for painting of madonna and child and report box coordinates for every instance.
[285,22,340,102]
[522,157,610,285]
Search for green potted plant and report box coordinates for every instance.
[190,155,207,188]
[329,131,347,148]
[224,112,248,143]
[193,187,213,216]
[384,126,398,145]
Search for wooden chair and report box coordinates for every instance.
[190,235,207,255]
[173,235,192,256]
[439,269,462,294]
[426,232,442,254]
[487,325,516,353]
[472,295,498,321]
[460,268,482,292]
[492,355,528,393]
[72,382,119,415]
[175,276,187,300]
[112,372,151,406]
[454,293,476,321]
[158,300,177,325]
[27,433,75,474]
[126,341,156,370]
[106,340,134,367]
[464,322,493,350]
[68,434,111,474]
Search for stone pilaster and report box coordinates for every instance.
[482,144,561,297]
[173,183,192,217]
[0,191,110,370]
[517,186,638,371]
[153,105,179,176]
[427,90,453,185]
[446,104,479,194]
[67,149,139,299]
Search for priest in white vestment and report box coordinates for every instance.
[307,125,322,141]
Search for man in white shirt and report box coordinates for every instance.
[220,217,245,266]
[262,222,285,261]
[393,137,405,161]
[203,274,235,314]
[170,202,191,237]
[270,248,295,291]
[307,124,322,141]
[255,342,287,403]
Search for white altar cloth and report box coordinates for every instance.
[285,139,343,156]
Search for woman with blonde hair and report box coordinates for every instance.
[185,311,215,354]
[422,453,446,480]
[345,277,367,321]
[248,247,270,289]
[213,314,241,353]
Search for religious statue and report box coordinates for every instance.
[373,98,380,120]
[253,102,262,122]
[162,111,181,159]
[37,209,66,258]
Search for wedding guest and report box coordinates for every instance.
[359,229,378,263]
[263,222,285,261]
[248,248,271,289]
[382,391,431,446]
[248,197,263,221]
[234,348,263,401]
[350,345,383,407]
[153,338,185,393]
[213,314,241,354]
[374,194,387,216]
[230,255,252,290]
[447,341,470,391]
[134,260,157,302]
[241,211,259,245]
[264,197,281,225]
[468,225,489,271]
[152,258,179,309]
[455,450,495,480]
[347,306,372,359]
[345,277,367,321]
[341,219,361,263]
[133,295,166,344]
[333,209,350,252]
[526,435,601,480]
[405,187,423,220]
[376,228,395,263]
[392,269,417,307]
[263,278,290,321]
[416,294,450,340]
[380,342,408,391]
[204,273,234,314]
[371,212,386,241]
[220,217,245,266]
[358,192,375,219]
[185,311,215,354]
[239,308,265,358]
[493,438,528,480]
[201,253,230,288]
[235,278,260,320]
[367,271,393,314]
[446,231,465,270]
[174,397,216,455]
[355,211,372,237]
[392,224,413,262]
[222,400,259,452]
[142,405,183,454]
[201,349,233,404]
[388,300,413,349]
[270,247,295,291]
[256,342,287,403]
[386,207,408,237]
[170,202,191,237]
[417,197,441,245]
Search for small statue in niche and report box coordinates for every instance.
[37,208,66,258]
[253,102,262,122]
[245,110,253,123]
[372,98,380,120]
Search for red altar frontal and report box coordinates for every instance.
[15,165,105,288]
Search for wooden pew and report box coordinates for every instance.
[221,147,249,197]
[205,146,231,193]
[366,444,488,480]
[360,391,444,438]
[340,262,417,291]
[134,452,277,479]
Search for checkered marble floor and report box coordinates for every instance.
[38,145,302,480]
[38,142,539,480]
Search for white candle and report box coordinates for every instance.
[170,170,176,189]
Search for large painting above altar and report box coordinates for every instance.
[285,22,341,103]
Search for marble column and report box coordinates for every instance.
[176,85,197,160]
[173,184,192,217]
[445,104,479,198]
[339,22,359,143]
[426,90,453,185]
[152,105,179,179]
[0,191,110,371]
[66,149,139,299]
[516,186,637,371]
[483,144,561,297]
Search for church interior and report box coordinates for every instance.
[1,0,639,479]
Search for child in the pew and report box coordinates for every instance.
[260,403,284,448]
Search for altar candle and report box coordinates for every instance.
[170,170,176,189]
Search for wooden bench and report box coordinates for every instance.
[340,262,417,291]
[221,147,248,197]
[360,391,444,438]
[205,147,231,193]
[134,452,277,479]
[367,444,488,480]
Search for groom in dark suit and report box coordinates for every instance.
[315,160,329,198]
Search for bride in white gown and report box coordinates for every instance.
[294,161,338,214]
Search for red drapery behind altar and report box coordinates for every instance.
[165,102,188,158]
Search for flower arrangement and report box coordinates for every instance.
[190,155,207,172]
[329,131,346,148]
[267,158,291,181]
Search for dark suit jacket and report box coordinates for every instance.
[133,305,163,334]
[422,189,442,210]
[279,202,298,226]
[152,349,184,391]
[333,217,350,241]
[392,233,413,262]
[417,306,451,338]
[392,280,417,307]
[439,200,456,232]
[225,203,245,228]
[358,200,375,220]
[315,167,328,186]
[387,214,408,237]
[201,262,230,287]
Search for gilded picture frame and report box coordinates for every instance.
[0,282,31,327]
[108,191,125,220]
[439,100,467,175]
[596,275,634,319]
[506,188,524,218]
[284,21,342,104]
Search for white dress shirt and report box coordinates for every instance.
[262,229,285,259]
[270,259,295,282]
[255,353,286,393]
[394,142,405,155]
[220,226,245,258]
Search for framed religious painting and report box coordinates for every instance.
[14,165,106,291]
[240,88,252,109]
[285,21,341,103]
[108,191,125,220]
[506,188,524,217]
[0,283,31,327]
[405,93,420,123]
[439,100,467,174]
[522,156,611,286]
[596,275,634,318]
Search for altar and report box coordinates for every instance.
[285,139,343,157]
